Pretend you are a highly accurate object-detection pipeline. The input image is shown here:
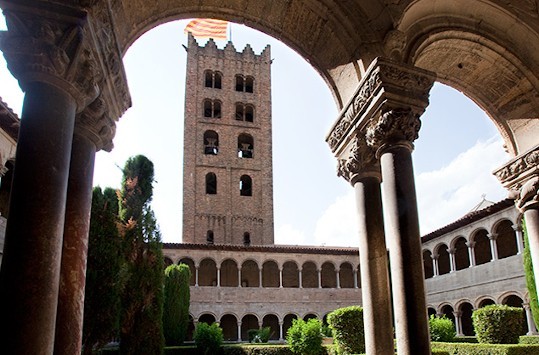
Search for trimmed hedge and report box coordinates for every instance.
[432,341,539,354]
[326,306,365,354]
[161,344,337,354]
[429,315,456,342]
[453,336,478,343]
[473,305,524,344]
[519,335,539,345]
[286,318,324,355]
[193,322,223,354]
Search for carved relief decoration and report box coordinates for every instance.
[326,58,434,153]
[75,95,116,151]
[0,5,100,110]
[365,107,421,152]
[337,133,380,185]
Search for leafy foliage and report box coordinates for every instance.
[163,264,191,345]
[248,327,272,343]
[433,341,539,354]
[286,318,324,355]
[472,305,524,344]
[522,221,539,329]
[119,155,164,355]
[193,322,223,354]
[82,187,123,355]
[327,306,365,354]
[429,315,456,342]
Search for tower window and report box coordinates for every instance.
[243,232,251,246]
[206,172,217,194]
[235,103,255,122]
[235,75,255,93]
[203,99,221,118]
[207,230,214,244]
[203,130,219,155]
[238,134,254,158]
[204,70,222,89]
[240,175,252,196]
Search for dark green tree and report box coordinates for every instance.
[163,263,191,345]
[119,155,164,355]
[523,220,539,328]
[82,187,123,355]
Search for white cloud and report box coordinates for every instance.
[415,137,509,234]
[275,223,309,246]
[313,192,359,247]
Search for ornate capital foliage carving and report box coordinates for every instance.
[0,0,131,151]
[326,57,435,154]
[336,133,380,185]
[366,107,421,154]
[494,144,539,212]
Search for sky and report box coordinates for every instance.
[0,18,510,246]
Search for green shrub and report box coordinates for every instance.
[193,322,223,354]
[163,264,191,346]
[454,336,478,343]
[519,335,539,344]
[326,306,365,354]
[432,341,539,354]
[286,318,324,355]
[248,327,272,343]
[473,305,524,344]
[429,315,456,342]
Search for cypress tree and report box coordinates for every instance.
[82,187,123,355]
[163,263,191,345]
[119,155,164,355]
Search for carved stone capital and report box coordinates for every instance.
[494,144,539,212]
[75,95,116,151]
[326,57,435,154]
[336,133,380,185]
[366,107,421,155]
[0,2,99,110]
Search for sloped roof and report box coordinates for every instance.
[0,97,20,141]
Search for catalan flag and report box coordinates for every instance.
[184,19,228,40]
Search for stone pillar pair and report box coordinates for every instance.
[0,1,129,354]
[328,57,435,355]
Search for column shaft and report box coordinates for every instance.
[195,267,199,287]
[54,134,97,355]
[354,176,394,355]
[299,270,303,288]
[380,145,430,355]
[0,82,76,354]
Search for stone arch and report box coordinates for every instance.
[303,313,318,321]
[283,314,298,338]
[198,258,217,286]
[422,249,434,279]
[282,260,299,288]
[164,256,173,268]
[238,134,254,159]
[471,229,491,265]
[203,130,219,155]
[451,236,470,271]
[262,260,279,288]
[399,0,539,155]
[320,261,336,288]
[220,314,238,341]
[439,303,455,325]
[220,258,239,287]
[262,313,280,340]
[179,257,196,286]
[494,219,518,259]
[241,314,260,341]
[500,293,527,335]
[301,261,318,288]
[427,307,437,318]
[241,259,259,287]
[476,297,495,309]
[434,243,450,275]
[339,262,354,288]
[457,301,474,336]
[198,313,217,325]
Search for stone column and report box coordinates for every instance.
[488,233,499,261]
[217,267,221,287]
[279,321,284,341]
[353,269,358,288]
[448,248,456,273]
[238,268,242,287]
[237,322,242,342]
[299,269,303,288]
[336,270,340,288]
[195,266,199,286]
[432,254,439,277]
[453,311,463,336]
[259,268,263,287]
[279,267,283,288]
[326,58,435,355]
[336,134,393,355]
[0,4,102,353]
[523,303,538,335]
[317,269,322,288]
[466,241,476,267]
[513,225,525,254]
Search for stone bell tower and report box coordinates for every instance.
[182,33,274,246]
